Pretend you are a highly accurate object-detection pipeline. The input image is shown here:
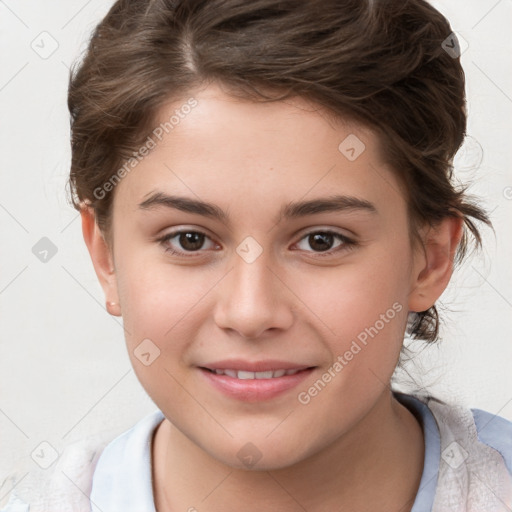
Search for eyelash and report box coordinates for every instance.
[156,229,357,259]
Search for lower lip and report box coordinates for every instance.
[199,367,315,402]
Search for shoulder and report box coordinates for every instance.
[396,392,512,510]
[0,411,165,512]
[404,392,512,454]
[0,426,123,512]
[419,394,512,473]
[470,407,512,476]
[426,397,512,508]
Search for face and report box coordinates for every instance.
[95,82,429,469]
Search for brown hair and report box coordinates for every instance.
[67,0,491,343]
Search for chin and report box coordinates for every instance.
[199,433,317,472]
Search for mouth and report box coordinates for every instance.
[198,362,316,401]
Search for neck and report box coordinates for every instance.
[152,390,424,512]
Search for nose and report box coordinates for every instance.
[213,249,294,340]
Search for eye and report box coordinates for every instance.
[293,230,356,257]
[157,229,217,256]
[157,228,357,259]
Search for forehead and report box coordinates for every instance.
[112,83,406,223]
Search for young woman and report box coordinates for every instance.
[2,0,511,510]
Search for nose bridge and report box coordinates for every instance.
[213,240,293,338]
[232,249,276,303]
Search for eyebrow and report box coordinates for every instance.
[138,191,378,224]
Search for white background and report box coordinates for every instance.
[0,0,511,491]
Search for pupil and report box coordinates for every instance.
[310,233,333,252]
[180,232,204,251]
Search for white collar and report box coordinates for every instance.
[90,409,164,512]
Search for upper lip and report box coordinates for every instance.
[200,359,313,372]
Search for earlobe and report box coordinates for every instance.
[80,206,121,316]
[408,215,464,313]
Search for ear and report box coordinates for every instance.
[408,215,464,313]
[80,206,121,316]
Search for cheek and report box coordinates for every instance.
[291,257,409,435]
[114,253,222,365]
[114,261,211,405]
[304,254,409,338]
[295,251,411,404]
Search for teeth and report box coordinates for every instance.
[209,368,304,379]
[255,371,273,379]
[237,370,255,380]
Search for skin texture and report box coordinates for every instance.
[82,82,463,511]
